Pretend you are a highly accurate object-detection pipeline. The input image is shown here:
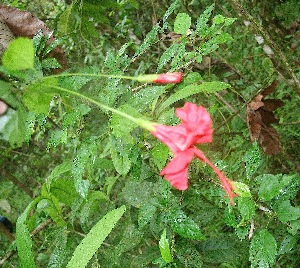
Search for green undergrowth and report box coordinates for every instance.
[0,1,299,267]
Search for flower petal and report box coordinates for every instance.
[175,102,213,141]
[162,166,189,190]
[160,149,195,190]
[151,124,191,153]
[160,149,194,174]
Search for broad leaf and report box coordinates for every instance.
[250,229,277,268]
[231,181,251,197]
[66,206,126,268]
[16,198,42,268]
[0,80,19,107]
[138,204,157,229]
[168,209,205,240]
[159,229,172,264]
[274,200,300,223]
[238,197,256,221]
[151,143,169,170]
[258,174,292,201]
[2,37,35,71]
[47,228,68,268]
[174,13,191,35]
[2,106,35,147]
[278,234,298,255]
[23,77,58,114]
[110,136,132,175]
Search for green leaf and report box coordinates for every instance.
[274,200,300,223]
[176,241,203,267]
[249,229,277,268]
[41,184,66,226]
[159,229,172,264]
[258,174,293,201]
[66,206,126,268]
[244,141,261,179]
[72,140,97,197]
[151,143,169,170]
[110,136,132,175]
[174,13,191,35]
[0,80,18,107]
[23,78,58,114]
[168,209,205,240]
[197,235,248,265]
[162,0,179,30]
[41,58,61,70]
[130,86,165,113]
[47,228,68,268]
[224,206,238,228]
[114,224,142,257]
[231,181,251,197]
[195,4,214,35]
[58,3,74,35]
[50,178,79,207]
[135,24,160,56]
[278,234,298,255]
[62,104,91,129]
[110,104,144,143]
[2,37,35,71]
[16,198,41,268]
[213,14,226,24]
[122,181,155,208]
[157,43,180,71]
[2,106,35,147]
[238,197,256,221]
[138,204,157,229]
[157,82,230,114]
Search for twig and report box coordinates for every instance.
[0,219,52,266]
[229,0,300,95]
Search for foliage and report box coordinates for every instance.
[0,0,300,267]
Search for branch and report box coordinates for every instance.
[230,0,300,95]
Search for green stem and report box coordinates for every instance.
[47,72,140,81]
[47,85,156,131]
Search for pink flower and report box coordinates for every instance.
[151,102,237,205]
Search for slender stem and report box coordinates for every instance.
[47,72,136,81]
[46,85,156,131]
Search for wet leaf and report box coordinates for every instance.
[174,13,191,35]
[2,37,34,71]
[249,229,277,268]
[274,200,300,223]
[159,229,173,264]
[168,209,205,240]
[66,206,126,268]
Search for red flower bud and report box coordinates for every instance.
[153,72,183,84]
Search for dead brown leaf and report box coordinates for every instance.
[246,80,284,155]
